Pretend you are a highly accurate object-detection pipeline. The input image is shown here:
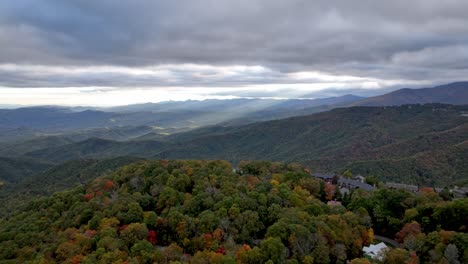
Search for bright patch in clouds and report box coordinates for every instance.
[0,63,420,106]
[0,86,240,107]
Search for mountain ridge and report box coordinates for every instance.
[17,103,468,186]
[353,81,468,106]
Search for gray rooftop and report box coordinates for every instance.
[385,182,418,192]
[339,178,375,191]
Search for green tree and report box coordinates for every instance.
[439,187,454,201]
[343,170,353,179]
[130,240,153,262]
[232,210,263,243]
[239,246,264,264]
[143,211,158,228]
[365,175,379,186]
[312,236,330,264]
[384,248,410,264]
[118,202,144,224]
[120,223,149,245]
[157,187,184,209]
[260,237,287,263]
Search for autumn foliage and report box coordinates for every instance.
[146,230,157,245]
[0,160,466,264]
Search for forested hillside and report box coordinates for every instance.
[0,157,52,184]
[11,104,467,186]
[24,138,166,163]
[156,104,468,186]
[0,157,145,218]
[0,160,466,263]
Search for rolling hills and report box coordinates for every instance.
[14,104,468,186]
[0,95,365,134]
[0,107,198,133]
[154,104,468,185]
[24,138,166,163]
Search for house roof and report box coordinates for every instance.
[385,182,418,192]
[340,187,350,194]
[453,187,468,193]
[313,173,336,179]
[363,242,388,259]
[339,178,375,191]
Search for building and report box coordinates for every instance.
[385,182,418,192]
[313,172,336,183]
[363,242,389,260]
[452,186,468,198]
[340,187,350,196]
[339,178,375,191]
[353,174,366,183]
[313,172,375,191]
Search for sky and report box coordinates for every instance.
[1,0,468,106]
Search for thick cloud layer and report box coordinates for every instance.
[0,1,467,104]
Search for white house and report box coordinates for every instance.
[363,242,389,260]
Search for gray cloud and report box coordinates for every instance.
[0,0,468,100]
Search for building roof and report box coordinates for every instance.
[385,182,418,192]
[353,175,366,182]
[363,242,388,260]
[313,172,336,179]
[453,186,468,193]
[339,178,375,191]
[452,187,468,198]
[340,187,350,195]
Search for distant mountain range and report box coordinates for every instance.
[0,107,196,133]
[107,94,364,113]
[0,95,366,140]
[353,81,468,106]
[0,82,467,136]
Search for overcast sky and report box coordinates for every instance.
[1,0,467,106]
